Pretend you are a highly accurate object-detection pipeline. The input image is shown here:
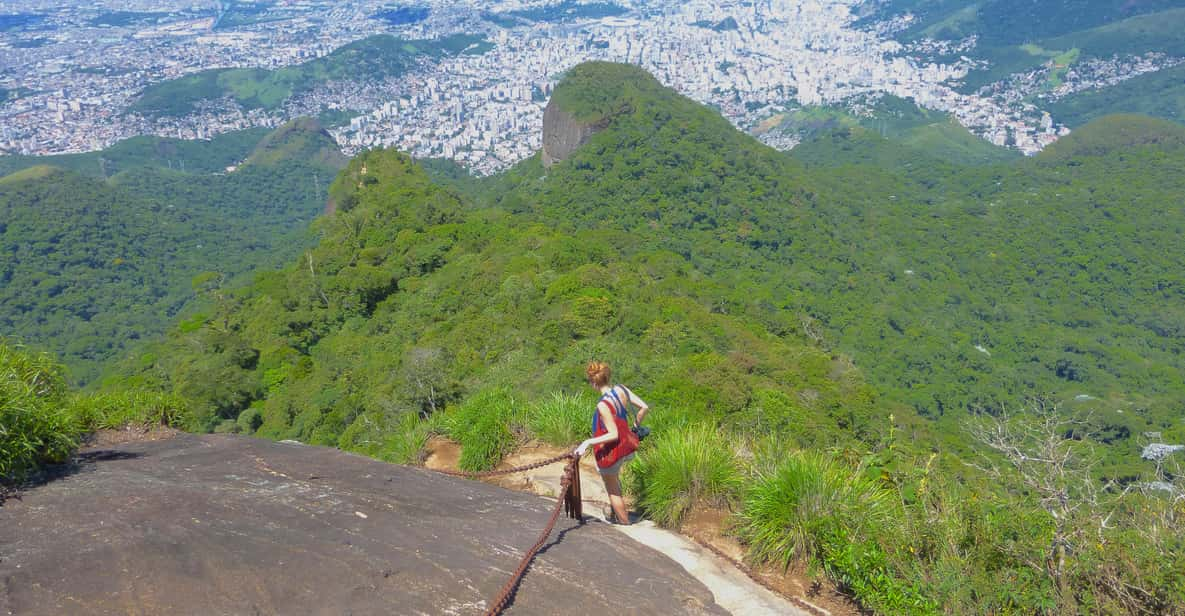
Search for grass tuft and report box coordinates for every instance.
[69,390,193,431]
[440,388,522,471]
[627,423,744,527]
[526,391,590,446]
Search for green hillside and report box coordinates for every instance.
[129,34,491,118]
[0,127,270,178]
[772,96,1019,168]
[1050,63,1185,127]
[0,119,346,383]
[92,63,1185,612]
[881,0,1181,46]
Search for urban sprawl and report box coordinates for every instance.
[1,0,1180,174]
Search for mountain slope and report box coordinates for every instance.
[105,63,1185,614]
[477,70,1185,457]
[0,127,270,177]
[0,119,346,383]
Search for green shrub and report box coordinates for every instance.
[736,450,931,613]
[236,406,263,433]
[1,342,80,482]
[527,391,590,446]
[440,388,522,471]
[627,423,744,527]
[69,390,194,430]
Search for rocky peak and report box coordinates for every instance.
[541,96,602,168]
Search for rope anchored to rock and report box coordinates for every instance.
[434,452,583,616]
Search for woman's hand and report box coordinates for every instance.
[574,440,591,457]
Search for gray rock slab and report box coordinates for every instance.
[0,434,725,616]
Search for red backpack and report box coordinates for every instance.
[592,386,639,469]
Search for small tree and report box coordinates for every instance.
[965,400,1113,613]
[399,347,456,418]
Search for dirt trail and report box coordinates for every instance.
[425,439,849,616]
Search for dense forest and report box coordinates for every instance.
[0,119,346,382]
[5,63,1185,613]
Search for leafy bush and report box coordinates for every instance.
[627,423,744,527]
[526,391,590,446]
[1,342,80,482]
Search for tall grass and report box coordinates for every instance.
[440,388,523,471]
[1,342,80,482]
[69,390,194,431]
[627,423,744,527]
[735,450,932,613]
[526,391,589,446]
[339,410,433,465]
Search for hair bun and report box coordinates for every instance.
[586,361,611,387]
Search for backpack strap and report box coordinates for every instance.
[592,386,630,434]
[607,386,629,420]
[592,392,614,434]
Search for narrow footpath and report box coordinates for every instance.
[425,439,829,616]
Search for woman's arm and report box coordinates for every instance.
[624,386,650,426]
[575,402,619,456]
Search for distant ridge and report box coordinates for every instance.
[244,117,348,168]
[0,164,60,185]
[1040,113,1185,159]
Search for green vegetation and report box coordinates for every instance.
[14,61,1185,611]
[527,392,592,447]
[507,1,626,23]
[766,96,1018,166]
[0,119,346,383]
[439,389,522,472]
[1050,63,1185,127]
[737,450,918,612]
[876,1,1185,97]
[626,424,743,527]
[10,37,51,49]
[883,0,1181,47]
[0,127,270,178]
[89,11,168,27]
[1,340,190,483]
[130,34,490,118]
[1,341,79,482]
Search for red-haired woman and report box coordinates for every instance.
[574,361,650,525]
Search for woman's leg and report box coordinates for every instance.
[601,473,630,525]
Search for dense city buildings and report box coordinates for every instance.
[1,0,1180,173]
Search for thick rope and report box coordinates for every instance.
[433,452,576,479]
[434,453,582,616]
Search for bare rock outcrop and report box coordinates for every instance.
[0,434,725,615]
[541,97,602,168]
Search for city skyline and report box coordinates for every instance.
[1,0,1180,174]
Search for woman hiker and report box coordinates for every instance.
[574,361,650,525]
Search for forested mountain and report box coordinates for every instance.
[0,118,346,383]
[113,62,1185,475]
[0,127,270,177]
[71,63,1185,612]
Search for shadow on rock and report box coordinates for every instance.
[0,450,145,508]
